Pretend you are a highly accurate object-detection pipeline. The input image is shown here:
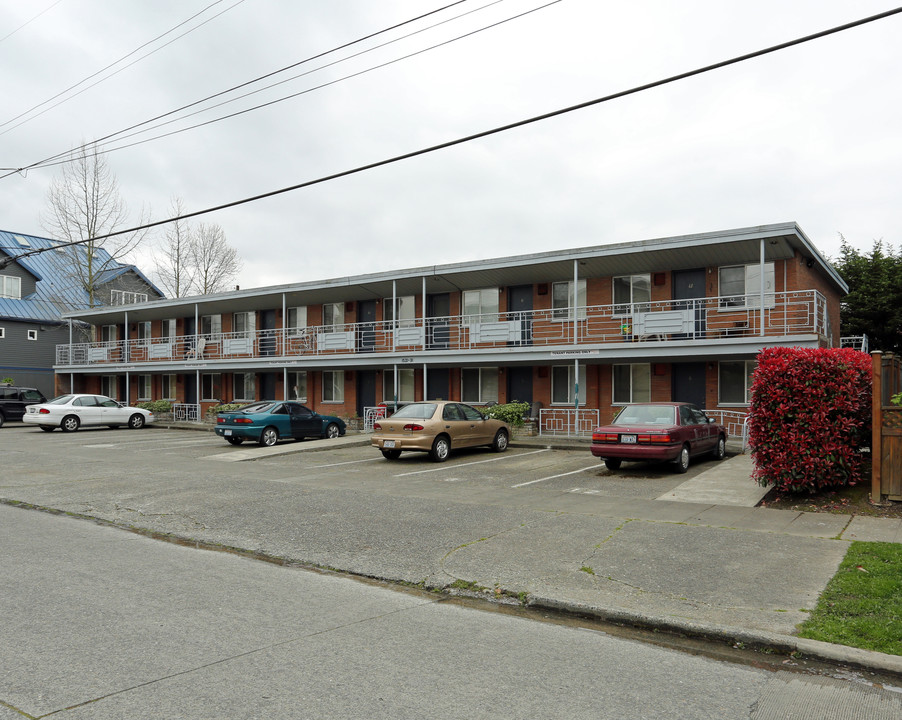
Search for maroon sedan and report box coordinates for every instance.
[590,402,727,473]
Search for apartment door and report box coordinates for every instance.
[673,268,706,338]
[507,366,532,405]
[427,294,450,350]
[358,300,377,353]
[260,310,277,356]
[508,284,533,345]
[356,370,376,416]
[184,375,197,405]
[426,368,450,400]
[672,362,707,410]
[260,372,276,400]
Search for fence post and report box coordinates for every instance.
[872,351,882,503]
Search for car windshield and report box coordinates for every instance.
[389,403,438,420]
[613,405,676,426]
[22,390,44,401]
[239,402,276,414]
[48,395,75,405]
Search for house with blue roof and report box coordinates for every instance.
[0,229,163,397]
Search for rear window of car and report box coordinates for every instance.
[22,390,45,401]
[48,395,75,405]
[239,402,275,413]
[390,403,437,420]
[613,405,675,425]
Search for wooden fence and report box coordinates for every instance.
[872,351,902,501]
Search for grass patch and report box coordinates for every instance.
[797,541,902,656]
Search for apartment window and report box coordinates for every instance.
[137,375,151,401]
[27,329,38,341]
[551,364,587,405]
[202,373,221,402]
[287,306,307,334]
[383,368,415,403]
[462,288,499,320]
[719,361,755,405]
[613,275,651,314]
[612,364,651,404]
[136,321,151,345]
[551,280,587,320]
[0,275,21,299]
[161,319,177,339]
[461,368,499,404]
[110,289,148,305]
[161,374,176,400]
[101,325,117,342]
[233,372,255,401]
[201,314,222,338]
[289,371,307,402]
[233,311,256,338]
[719,263,775,308]
[101,375,117,399]
[323,303,345,332]
[323,370,344,402]
[383,296,415,328]
[0,327,5,339]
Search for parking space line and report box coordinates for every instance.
[394,448,549,477]
[511,464,600,488]
[313,457,384,468]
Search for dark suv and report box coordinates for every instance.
[0,385,47,427]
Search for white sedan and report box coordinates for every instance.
[23,394,155,433]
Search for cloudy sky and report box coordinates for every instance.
[1,0,900,291]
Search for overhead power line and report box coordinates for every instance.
[0,0,66,44]
[0,0,475,179]
[3,5,901,270]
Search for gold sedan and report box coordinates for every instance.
[371,401,511,462]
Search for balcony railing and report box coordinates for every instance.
[55,290,828,367]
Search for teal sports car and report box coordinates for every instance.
[215,401,346,446]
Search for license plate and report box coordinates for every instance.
[224,429,232,436]
[620,434,637,444]
[383,440,396,449]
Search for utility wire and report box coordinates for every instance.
[0,0,66,43]
[21,0,551,172]
[3,5,900,270]
[0,0,473,178]
[0,0,247,135]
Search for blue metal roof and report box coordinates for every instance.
[0,229,163,323]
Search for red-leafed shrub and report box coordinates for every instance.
[749,347,871,492]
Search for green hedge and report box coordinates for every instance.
[136,400,173,415]
[483,402,530,427]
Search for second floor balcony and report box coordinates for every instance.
[55,290,829,368]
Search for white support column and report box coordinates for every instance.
[760,238,766,336]
[573,358,580,435]
[124,311,129,401]
[422,276,427,350]
[423,362,428,401]
[392,280,397,352]
[572,259,578,344]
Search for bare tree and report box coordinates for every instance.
[152,197,195,298]
[41,142,150,306]
[190,221,242,294]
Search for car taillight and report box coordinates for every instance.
[403,423,424,431]
[39,408,50,414]
[234,418,253,424]
[217,417,225,423]
[373,422,382,431]
[592,432,619,443]
[638,434,672,443]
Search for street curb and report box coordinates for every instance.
[3,497,900,679]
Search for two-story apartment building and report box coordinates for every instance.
[1,230,163,398]
[53,222,846,433]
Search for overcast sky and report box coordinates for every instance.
[1,0,900,291]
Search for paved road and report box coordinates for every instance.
[4,503,902,719]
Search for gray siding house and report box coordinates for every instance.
[0,230,163,398]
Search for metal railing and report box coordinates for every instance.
[840,335,869,353]
[538,408,600,437]
[173,403,200,422]
[363,406,387,432]
[55,290,828,367]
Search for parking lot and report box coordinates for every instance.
[1,422,725,504]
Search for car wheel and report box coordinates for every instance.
[381,449,402,460]
[40,425,55,432]
[604,458,622,471]
[711,435,726,460]
[491,429,509,452]
[675,444,691,473]
[61,415,80,433]
[259,426,279,447]
[429,435,450,462]
[226,436,244,445]
[324,423,340,439]
[128,413,145,430]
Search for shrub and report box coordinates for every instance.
[137,400,173,415]
[207,403,243,415]
[749,347,871,493]
[483,401,530,427]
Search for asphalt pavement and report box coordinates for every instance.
[3,424,902,681]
